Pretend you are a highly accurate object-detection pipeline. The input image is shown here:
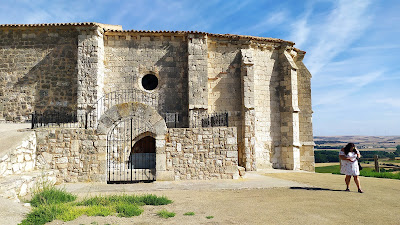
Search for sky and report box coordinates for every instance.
[0,0,399,136]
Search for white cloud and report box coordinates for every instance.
[375,98,400,108]
[350,44,400,51]
[290,18,310,47]
[293,0,372,75]
[313,70,382,106]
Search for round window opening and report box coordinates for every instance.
[141,74,158,91]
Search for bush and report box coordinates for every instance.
[184,212,195,216]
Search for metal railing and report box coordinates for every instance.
[31,89,230,129]
[201,112,229,127]
[31,89,158,129]
[31,111,82,129]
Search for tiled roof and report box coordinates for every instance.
[0,22,295,45]
[105,29,294,45]
[0,22,99,27]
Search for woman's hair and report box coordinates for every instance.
[343,143,355,155]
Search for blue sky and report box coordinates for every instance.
[1,0,399,136]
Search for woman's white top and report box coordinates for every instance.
[339,150,360,176]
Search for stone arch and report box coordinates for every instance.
[97,102,171,182]
[97,102,167,138]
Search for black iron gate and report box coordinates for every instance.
[107,117,156,183]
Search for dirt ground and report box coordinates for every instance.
[46,172,400,225]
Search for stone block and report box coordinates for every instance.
[226,151,238,158]
[156,154,167,171]
[17,154,24,163]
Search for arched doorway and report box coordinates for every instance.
[128,136,156,171]
[97,102,168,183]
[107,117,156,183]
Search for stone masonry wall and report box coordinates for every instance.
[77,27,105,119]
[296,51,315,171]
[253,47,281,169]
[207,38,243,166]
[35,128,107,183]
[165,127,239,180]
[104,33,189,126]
[0,132,36,177]
[0,27,79,121]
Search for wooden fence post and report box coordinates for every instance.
[374,155,380,172]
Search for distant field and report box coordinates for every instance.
[315,163,400,180]
[316,148,396,152]
[314,135,400,150]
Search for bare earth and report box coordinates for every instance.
[43,172,400,225]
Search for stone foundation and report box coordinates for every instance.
[35,128,107,183]
[166,127,239,180]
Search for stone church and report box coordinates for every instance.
[0,23,314,183]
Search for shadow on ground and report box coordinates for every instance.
[290,186,346,192]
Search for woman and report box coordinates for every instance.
[339,143,363,193]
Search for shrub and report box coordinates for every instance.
[206,216,214,219]
[157,209,175,218]
[30,186,77,207]
[184,212,195,216]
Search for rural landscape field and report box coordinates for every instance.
[314,136,400,151]
[314,136,400,180]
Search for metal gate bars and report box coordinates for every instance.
[107,117,156,183]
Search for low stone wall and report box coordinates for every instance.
[165,127,239,180]
[0,170,57,201]
[35,128,107,183]
[34,127,239,182]
[0,132,36,177]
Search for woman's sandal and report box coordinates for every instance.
[358,189,364,193]
[345,188,350,192]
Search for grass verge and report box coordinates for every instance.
[21,186,173,225]
[316,165,400,180]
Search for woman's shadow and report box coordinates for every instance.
[290,187,346,192]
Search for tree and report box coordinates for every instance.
[395,145,400,156]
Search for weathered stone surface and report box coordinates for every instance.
[1,23,315,184]
[165,127,238,180]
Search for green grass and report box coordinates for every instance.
[30,185,77,207]
[315,165,400,180]
[21,187,173,225]
[206,216,214,219]
[157,209,176,218]
[315,165,341,174]
[184,211,195,216]
[116,203,144,217]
